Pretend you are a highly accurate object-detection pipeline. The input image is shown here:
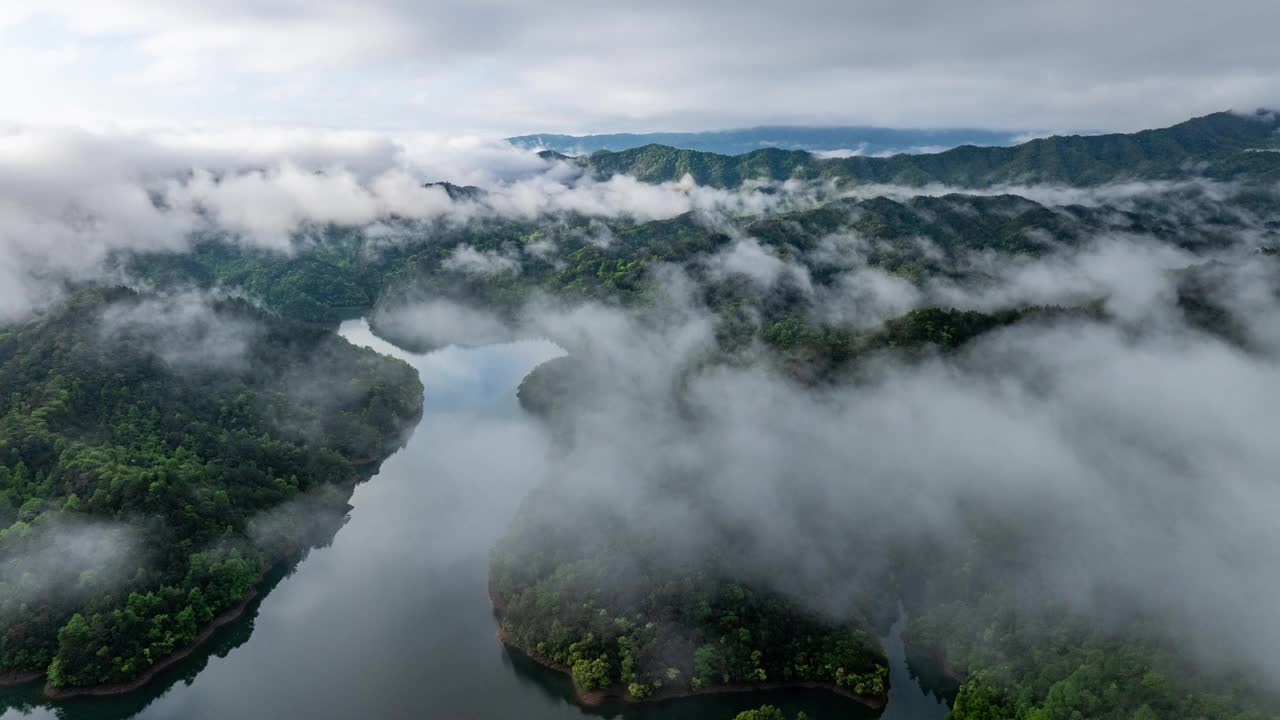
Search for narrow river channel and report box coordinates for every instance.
[0,320,949,720]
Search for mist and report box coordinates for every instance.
[3,121,1280,715]
[0,124,1270,327]
[0,128,841,323]
[96,290,263,371]
[0,515,143,625]
[389,240,1280,691]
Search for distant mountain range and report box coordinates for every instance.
[508,126,1033,157]
[563,110,1280,187]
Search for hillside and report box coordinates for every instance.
[579,111,1280,187]
[0,288,423,692]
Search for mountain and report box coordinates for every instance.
[423,181,483,201]
[576,110,1280,187]
[508,126,1029,157]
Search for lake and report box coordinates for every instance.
[0,320,949,720]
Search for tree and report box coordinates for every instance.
[951,680,1013,720]
[571,655,612,691]
[732,706,786,720]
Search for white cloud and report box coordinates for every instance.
[498,257,1280,682]
[709,237,805,289]
[369,299,515,349]
[810,146,868,159]
[3,2,1279,133]
[442,245,522,277]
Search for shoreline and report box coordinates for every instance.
[42,566,271,700]
[489,581,886,710]
[0,671,44,687]
[32,435,417,700]
[901,630,966,685]
[4,342,425,702]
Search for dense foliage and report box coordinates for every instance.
[507,282,1276,718]
[730,705,810,720]
[515,356,579,423]
[905,544,1280,720]
[0,288,422,689]
[580,111,1280,188]
[490,498,888,702]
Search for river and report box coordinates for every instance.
[0,321,949,720]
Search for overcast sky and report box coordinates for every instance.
[1,1,1278,136]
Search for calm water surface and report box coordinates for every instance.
[0,321,949,720]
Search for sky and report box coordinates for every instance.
[2,0,1278,136]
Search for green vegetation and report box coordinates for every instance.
[506,290,1274,716]
[731,705,810,720]
[490,499,888,702]
[126,232,381,325]
[908,561,1280,720]
[580,111,1280,188]
[515,355,578,423]
[0,288,422,689]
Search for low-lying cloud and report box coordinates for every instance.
[0,128,837,322]
[483,250,1280,688]
[97,290,262,371]
[371,299,516,350]
[0,515,143,622]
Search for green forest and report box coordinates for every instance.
[507,292,1280,719]
[491,495,889,703]
[117,113,1280,355]
[0,288,422,690]
[579,110,1280,188]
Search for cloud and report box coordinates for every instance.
[708,238,798,287]
[499,249,1280,685]
[833,178,1247,209]
[475,172,822,223]
[0,515,143,622]
[246,484,354,560]
[163,165,455,250]
[933,235,1198,322]
[4,1,1280,132]
[0,119,1268,339]
[96,290,262,371]
[815,268,924,329]
[370,299,515,350]
[802,233,1243,334]
[0,128,848,321]
[442,245,522,277]
[810,146,868,159]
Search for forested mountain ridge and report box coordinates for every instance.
[0,288,423,692]
[578,111,1280,188]
[124,184,1276,363]
[115,112,1280,349]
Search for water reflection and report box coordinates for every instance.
[880,611,950,720]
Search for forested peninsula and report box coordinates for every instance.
[0,288,423,695]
